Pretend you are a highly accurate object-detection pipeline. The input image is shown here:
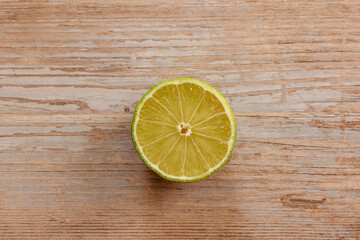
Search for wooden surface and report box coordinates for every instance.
[1,0,360,239]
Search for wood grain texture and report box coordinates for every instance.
[1,0,360,239]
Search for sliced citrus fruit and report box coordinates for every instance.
[131,78,236,182]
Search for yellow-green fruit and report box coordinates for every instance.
[131,78,236,182]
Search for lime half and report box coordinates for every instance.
[131,78,236,182]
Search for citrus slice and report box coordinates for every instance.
[131,78,236,182]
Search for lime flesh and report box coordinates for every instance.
[131,78,236,182]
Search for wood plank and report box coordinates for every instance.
[0,0,360,239]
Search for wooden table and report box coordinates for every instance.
[1,0,360,239]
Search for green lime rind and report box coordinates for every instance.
[131,78,237,182]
